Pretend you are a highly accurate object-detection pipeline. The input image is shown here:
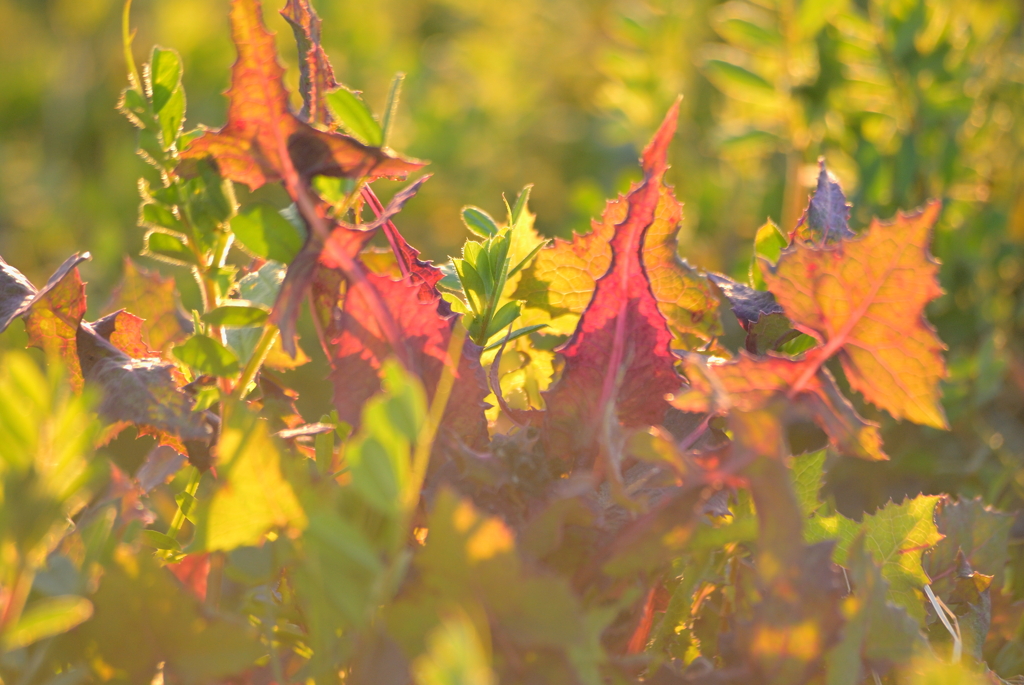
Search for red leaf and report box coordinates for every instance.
[180,0,422,190]
[543,103,683,468]
[362,185,445,302]
[280,0,338,126]
[327,272,489,450]
[270,176,429,357]
[168,553,211,601]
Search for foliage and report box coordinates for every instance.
[0,0,1023,684]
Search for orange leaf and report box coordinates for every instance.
[763,201,948,429]
[674,352,885,460]
[180,0,423,190]
[104,258,190,353]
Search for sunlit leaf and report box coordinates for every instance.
[179,0,423,189]
[197,402,307,551]
[764,200,948,428]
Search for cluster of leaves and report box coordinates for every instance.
[0,0,1021,683]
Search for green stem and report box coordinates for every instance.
[233,324,279,399]
[167,467,201,542]
[121,0,141,92]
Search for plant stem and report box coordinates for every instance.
[403,324,465,525]
[167,467,201,542]
[233,324,279,399]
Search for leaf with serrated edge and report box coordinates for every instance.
[792,160,854,245]
[674,352,885,460]
[179,0,422,189]
[763,201,948,429]
[815,496,942,626]
[543,103,683,467]
[515,110,720,350]
[327,271,489,450]
[925,497,1012,598]
[76,325,212,441]
[104,258,190,352]
[280,0,338,126]
[23,256,90,391]
[90,310,153,359]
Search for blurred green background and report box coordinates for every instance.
[2,0,1024,515]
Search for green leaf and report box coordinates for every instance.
[750,219,788,289]
[140,201,184,233]
[823,496,943,625]
[225,262,286,363]
[462,206,500,238]
[825,535,926,685]
[346,361,426,521]
[703,58,775,103]
[149,47,182,112]
[140,529,182,551]
[481,323,547,351]
[509,185,533,228]
[172,334,241,377]
[381,72,405,147]
[148,48,185,149]
[175,490,199,524]
[230,204,304,263]
[197,402,307,551]
[325,88,383,146]
[201,302,270,328]
[453,258,487,313]
[143,229,197,267]
[791,450,827,518]
[2,595,93,651]
[80,547,262,683]
[486,301,521,339]
[412,612,497,685]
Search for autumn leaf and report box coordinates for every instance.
[514,106,720,350]
[91,309,154,359]
[21,254,92,390]
[674,351,886,460]
[791,159,854,245]
[327,272,489,450]
[543,103,685,468]
[763,200,948,429]
[195,401,306,551]
[363,185,446,303]
[280,0,338,126]
[76,324,213,443]
[0,252,211,444]
[104,258,191,353]
[179,0,423,190]
[0,253,38,332]
[271,176,429,356]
